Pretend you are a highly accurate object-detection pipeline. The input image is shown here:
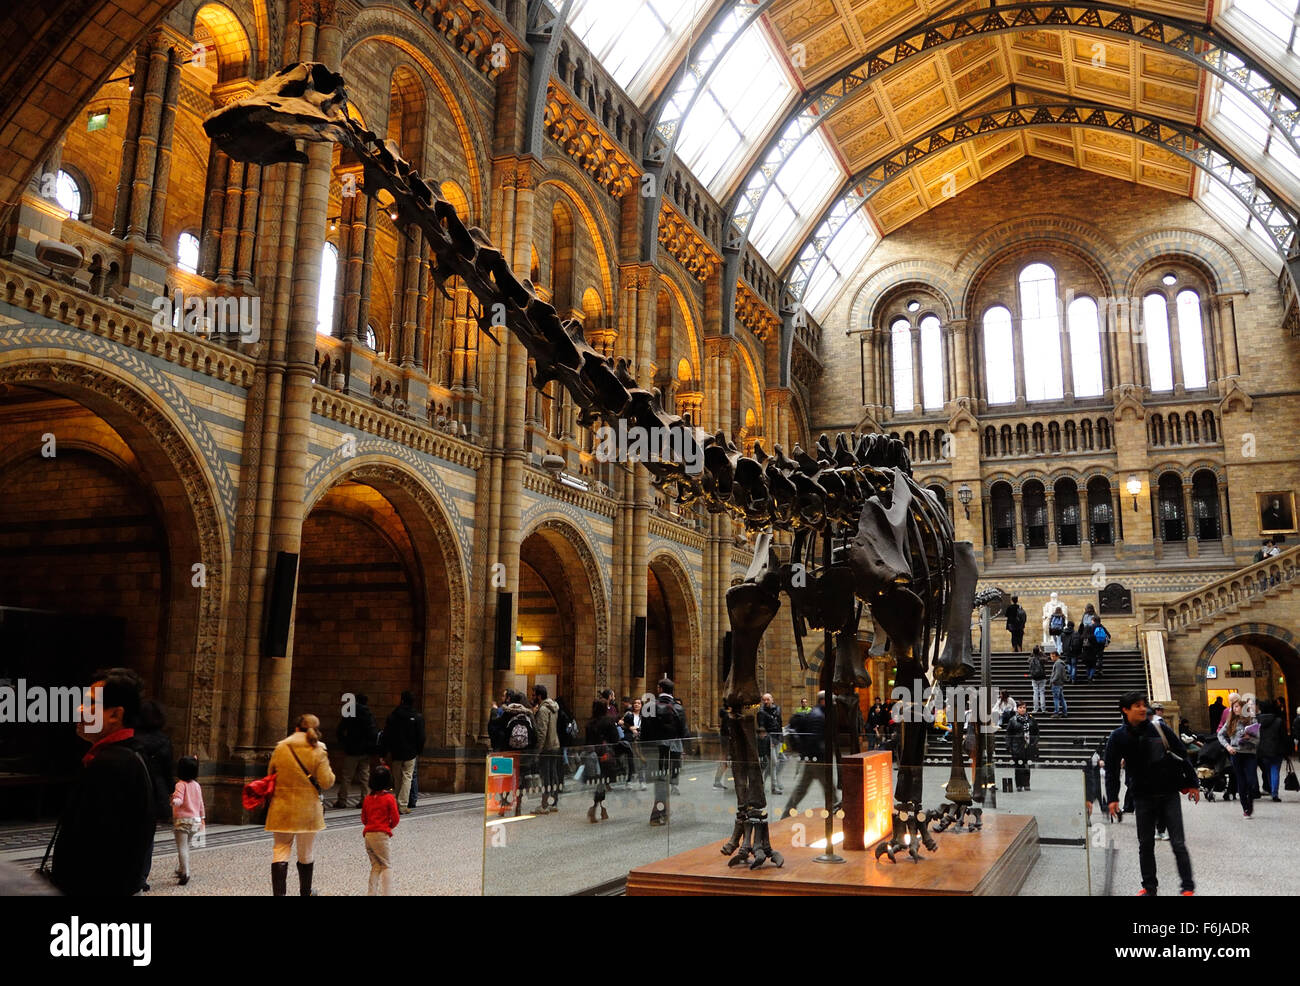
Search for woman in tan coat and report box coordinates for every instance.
[266,714,335,896]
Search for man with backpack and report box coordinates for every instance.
[1027,646,1048,714]
[334,692,378,808]
[1105,692,1199,895]
[383,691,426,815]
[781,691,833,818]
[1004,596,1028,652]
[641,678,686,825]
[1088,618,1111,681]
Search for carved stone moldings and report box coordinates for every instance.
[659,202,720,282]
[544,84,639,198]
[735,281,779,341]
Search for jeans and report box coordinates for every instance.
[1066,655,1077,683]
[1260,756,1281,797]
[1230,753,1258,814]
[764,735,785,792]
[1051,684,1068,716]
[1135,791,1194,893]
[1031,679,1046,712]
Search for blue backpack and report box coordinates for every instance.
[1093,625,1110,647]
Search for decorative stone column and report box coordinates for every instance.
[1183,481,1199,558]
[1013,489,1026,564]
[1046,489,1058,564]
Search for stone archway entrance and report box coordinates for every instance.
[645,553,699,704]
[1195,625,1300,731]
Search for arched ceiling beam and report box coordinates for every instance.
[725,1,1300,276]
[776,94,1300,386]
[523,0,573,158]
[638,0,779,264]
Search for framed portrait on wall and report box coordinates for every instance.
[1257,491,1297,534]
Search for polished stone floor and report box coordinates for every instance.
[0,759,1292,895]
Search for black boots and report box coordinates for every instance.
[296,861,315,896]
[271,861,288,897]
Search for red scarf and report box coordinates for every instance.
[82,727,135,766]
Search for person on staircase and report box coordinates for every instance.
[1049,651,1069,718]
[1005,596,1028,652]
[1007,702,1039,791]
[1028,645,1048,714]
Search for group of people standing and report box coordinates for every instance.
[1006,595,1111,682]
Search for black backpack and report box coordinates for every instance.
[1029,653,1044,678]
[557,706,579,747]
[1049,613,1065,634]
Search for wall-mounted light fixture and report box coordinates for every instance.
[1126,474,1142,511]
[957,484,973,519]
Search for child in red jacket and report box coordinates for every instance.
[362,765,400,895]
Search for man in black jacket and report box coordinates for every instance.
[335,692,378,808]
[1104,692,1199,896]
[50,668,157,896]
[1005,596,1028,652]
[642,679,686,825]
[781,692,832,817]
[384,691,426,815]
[757,693,784,795]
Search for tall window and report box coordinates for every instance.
[920,315,944,410]
[568,0,704,103]
[317,242,338,336]
[983,306,1015,404]
[1158,472,1185,542]
[891,318,913,414]
[176,232,200,274]
[1087,477,1114,545]
[1177,290,1208,390]
[1019,264,1064,401]
[1143,293,1174,392]
[1067,295,1104,397]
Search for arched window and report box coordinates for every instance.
[1000,424,1012,456]
[1177,290,1208,390]
[920,314,944,410]
[551,201,574,313]
[1055,479,1080,546]
[1098,418,1111,449]
[1048,421,1061,452]
[1081,418,1094,450]
[919,431,932,461]
[983,306,1015,404]
[1185,412,1198,444]
[991,483,1015,549]
[984,426,996,458]
[1067,295,1104,397]
[927,484,949,522]
[1143,293,1174,392]
[903,431,916,461]
[316,242,338,336]
[934,429,946,460]
[1024,480,1048,548]
[1169,414,1182,445]
[176,232,199,275]
[1157,472,1185,542]
[364,324,378,350]
[1087,477,1113,545]
[1015,423,1029,455]
[891,318,913,414]
[1019,264,1064,401]
[1151,414,1165,446]
[1064,420,1077,451]
[1192,469,1221,540]
[1202,410,1218,444]
[53,169,82,218]
[1032,422,1045,454]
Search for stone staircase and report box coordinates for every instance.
[1154,544,1300,640]
[923,647,1147,767]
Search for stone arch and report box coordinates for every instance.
[850,261,959,331]
[521,514,611,701]
[647,548,702,700]
[188,1,258,81]
[538,168,618,305]
[657,271,702,383]
[961,236,1117,322]
[341,13,489,216]
[0,357,229,757]
[1193,624,1300,708]
[302,457,470,746]
[1120,229,1248,297]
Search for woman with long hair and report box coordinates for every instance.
[1217,694,1260,818]
[265,714,335,895]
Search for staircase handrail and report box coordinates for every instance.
[1158,544,1300,635]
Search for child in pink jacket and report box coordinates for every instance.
[171,756,205,886]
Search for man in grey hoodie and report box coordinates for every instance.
[532,684,562,813]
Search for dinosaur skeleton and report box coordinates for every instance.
[206,64,990,866]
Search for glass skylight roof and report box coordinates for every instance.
[747,127,845,268]
[802,209,878,320]
[568,0,708,105]
[672,22,796,199]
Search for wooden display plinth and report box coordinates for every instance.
[626,812,1039,896]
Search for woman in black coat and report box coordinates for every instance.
[584,700,620,823]
[1006,702,1040,791]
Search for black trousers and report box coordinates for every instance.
[1135,792,1194,893]
[1010,629,1024,651]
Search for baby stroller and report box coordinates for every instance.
[1189,732,1235,801]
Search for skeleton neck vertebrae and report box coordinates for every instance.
[206,64,984,866]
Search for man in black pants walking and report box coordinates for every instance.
[1105,692,1200,896]
[1005,596,1027,652]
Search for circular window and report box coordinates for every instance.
[906,299,921,312]
[1162,272,1177,286]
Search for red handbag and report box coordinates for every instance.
[242,772,277,810]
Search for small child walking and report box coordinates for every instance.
[361,764,400,895]
[171,756,205,886]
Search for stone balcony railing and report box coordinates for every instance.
[1150,544,1300,636]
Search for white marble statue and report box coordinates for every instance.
[1041,591,1069,648]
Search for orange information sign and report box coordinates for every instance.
[840,751,893,851]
